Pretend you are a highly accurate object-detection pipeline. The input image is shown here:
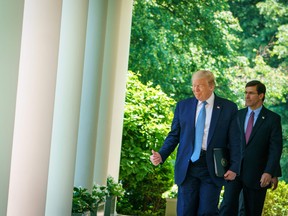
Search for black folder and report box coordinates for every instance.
[213,148,230,177]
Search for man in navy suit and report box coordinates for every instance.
[150,70,241,216]
[219,80,283,216]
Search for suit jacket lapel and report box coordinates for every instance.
[190,98,198,137]
[248,107,267,143]
[239,108,247,145]
[207,97,221,145]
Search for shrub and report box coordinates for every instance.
[262,180,288,216]
[91,184,109,208]
[117,71,176,215]
[162,184,178,199]
[72,187,92,213]
[72,184,109,214]
[106,175,125,198]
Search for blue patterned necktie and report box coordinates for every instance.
[191,101,207,162]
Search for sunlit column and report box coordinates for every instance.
[0,1,24,215]
[74,0,108,189]
[93,0,133,184]
[45,0,89,215]
[6,0,62,215]
[75,0,133,189]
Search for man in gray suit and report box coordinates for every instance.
[220,80,283,216]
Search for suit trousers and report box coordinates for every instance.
[177,152,221,216]
[219,177,267,216]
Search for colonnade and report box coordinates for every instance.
[0,0,133,215]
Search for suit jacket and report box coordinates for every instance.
[159,94,241,187]
[238,106,283,189]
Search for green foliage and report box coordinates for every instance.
[118,165,173,216]
[228,0,288,67]
[162,184,178,199]
[106,175,125,198]
[91,184,109,207]
[280,145,288,182]
[228,0,275,65]
[257,0,288,67]
[126,0,288,213]
[118,71,176,215]
[129,0,288,105]
[271,105,288,183]
[72,184,109,214]
[130,0,242,101]
[263,181,288,215]
[72,187,93,213]
[224,56,288,108]
[271,24,288,64]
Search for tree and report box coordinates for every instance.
[125,1,288,213]
[224,56,288,107]
[129,0,242,101]
[257,0,288,67]
[129,0,288,182]
[228,0,288,67]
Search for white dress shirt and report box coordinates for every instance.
[195,93,214,150]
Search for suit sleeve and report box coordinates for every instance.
[159,102,180,163]
[228,105,242,175]
[273,164,282,177]
[265,114,283,175]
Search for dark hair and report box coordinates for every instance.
[245,80,266,101]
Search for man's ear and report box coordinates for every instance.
[259,93,264,100]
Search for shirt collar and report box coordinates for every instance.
[198,92,215,106]
[206,93,215,105]
[247,105,262,117]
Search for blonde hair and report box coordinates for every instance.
[192,70,216,87]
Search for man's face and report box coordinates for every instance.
[245,86,264,110]
[192,78,214,101]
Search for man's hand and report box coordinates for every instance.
[270,177,279,190]
[224,170,237,180]
[260,173,272,188]
[150,150,162,166]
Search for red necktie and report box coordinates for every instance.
[245,111,254,143]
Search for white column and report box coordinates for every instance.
[93,0,133,184]
[74,0,108,189]
[75,0,133,187]
[1,0,133,215]
[0,1,24,215]
[6,0,62,215]
[106,0,134,180]
[45,1,89,215]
